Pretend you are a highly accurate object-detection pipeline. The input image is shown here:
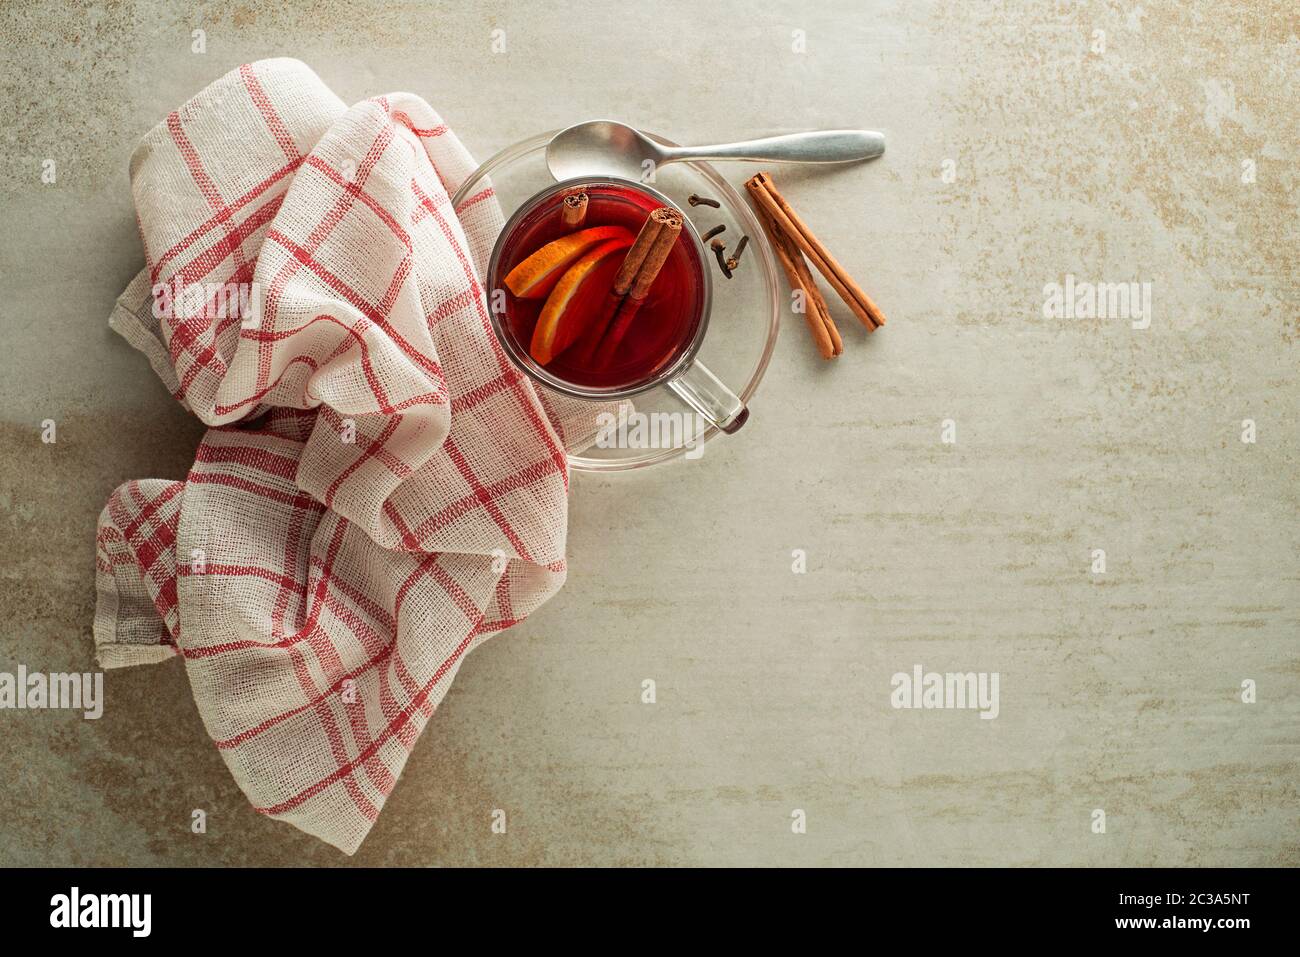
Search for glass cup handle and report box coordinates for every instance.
[667,360,749,435]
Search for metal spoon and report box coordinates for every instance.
[546,119,885,181]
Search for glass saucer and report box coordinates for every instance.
[451,130,780,472]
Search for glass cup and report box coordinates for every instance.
[485,176,749,433]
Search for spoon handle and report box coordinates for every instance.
[659,130,884,165]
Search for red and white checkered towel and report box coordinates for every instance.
[94,59,607,853]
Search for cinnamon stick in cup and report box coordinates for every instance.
[577,206,682,367]
[745,171,885,330]
[594,208,682,367]
[561,191,589,228]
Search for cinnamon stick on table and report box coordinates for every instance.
[745,171,885,330]
[756,208,842,359]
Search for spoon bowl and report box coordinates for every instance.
[547,120,660,181]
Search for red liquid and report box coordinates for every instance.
[491,183,705,391]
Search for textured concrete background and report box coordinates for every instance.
[1,0,1296,865]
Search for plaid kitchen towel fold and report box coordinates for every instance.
[93,58,611,853]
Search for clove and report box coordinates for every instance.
[710,238,733,278]
[701,223,726,242]
[725,233,749,272]
[688,193,721,209]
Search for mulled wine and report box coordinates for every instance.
[488,180,708,393]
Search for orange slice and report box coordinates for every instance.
[530,237,633,365]
[503,225,634,299]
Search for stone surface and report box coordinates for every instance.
[0,0,1296,865]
